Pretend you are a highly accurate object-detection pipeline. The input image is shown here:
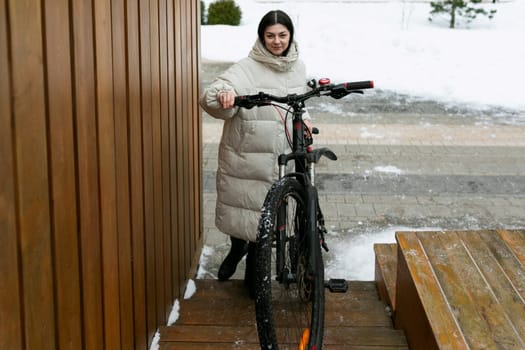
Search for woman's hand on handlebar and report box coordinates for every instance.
[218,91,236,109]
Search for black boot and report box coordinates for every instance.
[244,242,256,299]
[218,236,248,281]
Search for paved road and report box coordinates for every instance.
[199,61,525,279]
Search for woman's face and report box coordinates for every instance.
[263,24,290,56]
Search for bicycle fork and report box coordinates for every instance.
[307,161,349,294]
[305,185,321,277]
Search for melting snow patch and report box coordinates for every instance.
[360,127,383,139]
[197,245,215,278]
[374,165,403,174]
[325,226,440,280]
[149,330,160,350]
[184,279,197,299]
[167,299,180,326]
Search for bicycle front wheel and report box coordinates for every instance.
[255,177,325,350]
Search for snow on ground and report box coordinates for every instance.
[324,226,440,280]
[372,165,404,174]
[167,300,180,326]
[183,279,197,299]
[149,331,161,350]
[149,281,196,348]
[196,244,216,278]
[201,0,525,110]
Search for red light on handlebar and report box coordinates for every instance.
[370,81,374,88]
[319,78,330,85]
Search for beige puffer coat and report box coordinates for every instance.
[199,39,310,242]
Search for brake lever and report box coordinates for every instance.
[329,91,349,99]
[330,90,364,99]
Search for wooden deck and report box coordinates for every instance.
[159,229,525,349]
[375,229,525,350]
[159,279,408,349]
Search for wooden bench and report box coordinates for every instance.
[392,229,525,349]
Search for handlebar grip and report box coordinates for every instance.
[234,95,254,109]
[234,92,273,108]
[343,81,374,90]
[234,95,245,106]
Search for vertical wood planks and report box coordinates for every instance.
[127,0,148,347]
[93,0,121,348]
[1,0,201,348]
[43,0,82,348]
[166,0,180,300]
[188,0,199,275]
[158,0,173,321]
[111,0,135,348]
[193,0,203,265]
[138,0,159,344]
[173,0,187,297]
[180,0,192,286]
[0,1,23,349]
[149,0,167,327]
[71,0,105,348]
[8,0,55,348]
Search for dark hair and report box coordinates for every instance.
[257,10,294,56]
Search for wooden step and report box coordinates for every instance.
[159,279,408,349]
[374,243,398,312]
[160,325,408,349]
[395,229,525,350]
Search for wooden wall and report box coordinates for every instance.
[0,0,201,349]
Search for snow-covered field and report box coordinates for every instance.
[201,0,525,110]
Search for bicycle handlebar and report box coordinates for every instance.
[336,80,375,91]
[234,79,374,109]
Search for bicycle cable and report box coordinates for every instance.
[272,103,313,150]
[271,103,294,149]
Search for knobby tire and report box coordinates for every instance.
[255,177,325,350]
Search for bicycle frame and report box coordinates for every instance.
[277,101,323,280]
[238,78,373,281]
[236,78,373,350]
[277,101,309,181]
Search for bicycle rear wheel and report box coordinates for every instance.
[255,177,325,350]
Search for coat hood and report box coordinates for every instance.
[248,39,299,72]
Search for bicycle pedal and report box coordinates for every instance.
[325,279,348,293]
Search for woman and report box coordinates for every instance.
[199,10,310,293]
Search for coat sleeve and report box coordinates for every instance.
[199,63,249,120]
[199,78,239,120]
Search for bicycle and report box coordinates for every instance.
[234,78,374,350]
